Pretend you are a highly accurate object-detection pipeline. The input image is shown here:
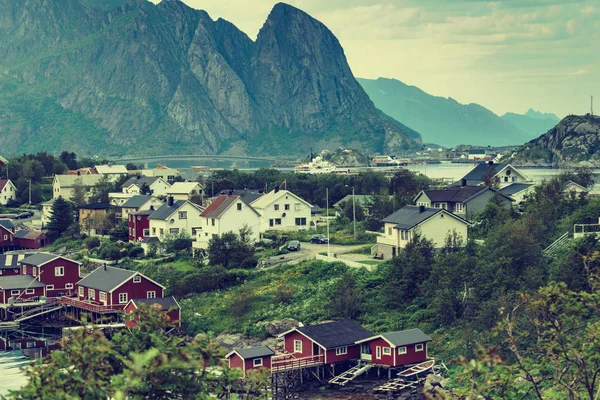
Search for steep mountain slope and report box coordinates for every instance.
[511,114,600,165]
[501,109,560,138]
[0,0,420,156]
[357,77,543,147]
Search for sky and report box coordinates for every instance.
[157,0,599,118]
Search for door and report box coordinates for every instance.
[375,346,381,360]
[360,344,372,361]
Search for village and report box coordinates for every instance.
[0,152,596,398]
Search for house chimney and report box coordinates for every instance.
[274,186,280,193]
[228,190,233,196]
[419,205,425,213]
[167,196,174,206]
[150,205,154,211]
[488,161,494,165]
[461,179,467,187]
[77,171,81,176]
[103,263,107,271]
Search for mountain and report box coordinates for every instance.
[0,0,420,157]
[500,109,560,138]
[357,77,548,147]
[510,114,600,165]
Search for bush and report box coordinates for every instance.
[167,238,192,252]
[127,246,144,258]
[240,256,258,269]
[100,244,121,261]
[84,236,101,250]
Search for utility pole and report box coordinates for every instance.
[326,187,330,257]
[28,179,32,205]
[592,95,594,116]
[352,186,356,240]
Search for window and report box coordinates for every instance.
[159,228,164,235]
[179,211,187,219]
[433,203,441,208]
[269,219,274,227]
[294,340,302,353]
[504,176,509,182]
[376,346,381,359]
[25,289,35,295]
[383,347,391,355]
[133,275,141,283]
[79,287,84,297]
[169,228,179,234]
[417,202,428,207]
[26,342,35,348]
[143,229,149,236]
[152,227,156,234]
[415,343,424,352]
[274,204,280,211]
[3,235,7,241]
[512,177,516,182]
[335,346,348,355]
[137,216,141,221]
[89,289,95,300]
[211,219,215,226]
[66,283,73,289]
[388,227,392,235]
[55,266,64,276]
[400,230,409,240]
[119,293,128,304]
[455,203,465,213]
[284,204,290,210]
[33,267,37,276]
[294,203,301,211]
[47,285,54,290]
[147,291,156,299]
[11,290,19,295]
[398,346,407,355]
[100,292,107,302]
[253,358,263,367]
[275,219,281,225]
[237,203,242,211]
[295,217,307,226]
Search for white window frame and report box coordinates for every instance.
[294,340,302,353]
[335,346,348,356]
[33,267,37,276]
[46,285,54,290]
[179,211,187,219]
[398,346,407,355]
[274,204,280,211]
[383,347,391,356]
[22,267,26,275]
[78,286,84,298]
[11,290,20,295]
[143,229,150,237]
[133,275,141,283]
[65,283,73,289]
[119,293,128,304]
[100,292,107,303]
[55,266,64,277]
[253,358,263,367]
[376,346,381,359]
[89,288,95,300]
[415,343,424,352]
[294,203,301,211]
[455,203,465,213]
[147,291,156,299]
[417,202,428,207]
[25,288,35,295]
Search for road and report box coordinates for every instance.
[260,242,367,268]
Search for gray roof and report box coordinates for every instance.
[19,253,66,267]
[0,253,34,270]
[382,329,432,347]
[141,237,160,244]
[311,205,323,214]
[0,275,46,290]
[132,296,179,311]
[235,346,275,359]
[382,205,453,230]
[462,162,507,182]
[298,320,373,349]
[499,183,534,196]
[77,265,137,292]
[122,195,155,209]
[122,176,160,188]
[334,195,394,208]
[54,174,104,188]
[0,219,15,231]
[148,200,187,220]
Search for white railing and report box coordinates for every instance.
[271,353,324,372]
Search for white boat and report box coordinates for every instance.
[294,156,337,174]
[397,359,435,378]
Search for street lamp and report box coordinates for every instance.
[345,184,356,240]
[326,187,330,257]
[28,179,32,205]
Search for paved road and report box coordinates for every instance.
[260,242,367,268]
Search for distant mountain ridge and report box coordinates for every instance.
[0,0,420,156]
[500,109,560,140]
[357,77,557,147]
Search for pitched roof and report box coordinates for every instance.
[80,202,111,210]
[148,199,188,220]
[311,205,323,214]
[141,237,160,244]
[14,230,45,240]
[0,275,46,290]
[419,186,487,203]
[565,180,589,192]
[296,320,373,349]
[499,183,534,196]
[167,182,202,194]
[76,265,138,292]
[122,176,161,189]
[201,195,260,219]
[122,195,156,209]
[382,329,432,346]
[334,195,393,208]
[0,253,34,270]
[54,174,104,188]
[131,296,180,311]
[95,165,128,174]
[226,346,275,360]
[382,205,470,230]
[0,179,12,191]
[20,253,75,267]
[0,219,15,231]
[251,189,311,209]
[462,163,507,182]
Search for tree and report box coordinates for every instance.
[125,162,139,170]
[327,270,364,319]
[60,151,78,170]
[46,197,75,239]
[91,174,114,204]
[71,177,87,207]
[208,226,255,269]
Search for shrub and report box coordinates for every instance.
[240,256,258,269]
[100,244,121,261]
[84,236,101,250]
[127,246,144,258]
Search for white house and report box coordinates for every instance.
[121,195,164,220]
[166,182,204,201]
[94,164,129,181]
[374,205,470,259]
[52,175,104,200]
[461,161,531,188]
[148,198,204,239]
[121,176,171,196]
[564,180,589,197]
[250,189,312,232]
[0,179,17,206]
[40,199,55,226]
[192,194,261,250]
[141,164,181,182]
[498,183,536,204]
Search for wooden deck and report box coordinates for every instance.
[271,354,325,372]
[60,297,123,313]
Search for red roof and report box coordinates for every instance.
[201,195,239,218]
[0,179,9,191]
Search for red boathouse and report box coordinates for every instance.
[226,346,275,377]
[19,253,81,297]
[0,275,46,304]
[124,296,181,328]
[356,329,432,367]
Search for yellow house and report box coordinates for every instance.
[79,202,112,236]
[375,205,470,259]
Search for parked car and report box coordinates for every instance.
[15,211,34,219]
[311,234,329,244]
[287,240,301,251]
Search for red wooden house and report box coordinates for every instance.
[75,265,165,310]
[124,296,181,328]
[0,275,46,304]
[14,230,48,250]
[225,346,275,377]
[279,320,373,365]
[0,253,33,277]
[0,220,16,252]
[355,329,432,367]
[20,253,81,297]
[128,210,152,242]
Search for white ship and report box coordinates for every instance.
[294,156,337,174]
